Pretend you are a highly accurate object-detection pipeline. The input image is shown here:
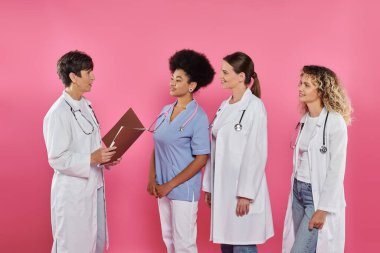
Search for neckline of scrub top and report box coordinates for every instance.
[168,99,197,124]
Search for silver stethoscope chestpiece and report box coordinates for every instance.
[320,145,327,154]
[234,123,242,132]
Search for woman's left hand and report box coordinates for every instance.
[308,209,328,230]
[236,197,252,217]
[156,182,175,198]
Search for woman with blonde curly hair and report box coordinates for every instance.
[282,65,352,253]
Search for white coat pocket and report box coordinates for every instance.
[227,128,248,155]
[248,182,265,214]
[235,179,265,215]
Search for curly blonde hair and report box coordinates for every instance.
[300,65,352,125]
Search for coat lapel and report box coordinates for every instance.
[293,114,307,171]
[308,107,327,147]
[214,89,252,129]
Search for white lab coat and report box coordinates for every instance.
[43,91,107,253]
[203,89,274,244]
[282,108,347,253]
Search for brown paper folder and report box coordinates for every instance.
[102,108,145,164]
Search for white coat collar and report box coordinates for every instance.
[316,107,328,127]
[62,90,91,110]
[298,107,328,148]
[221,88,252,112]
[212,89,253,129]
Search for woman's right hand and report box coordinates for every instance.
[147,180,158,198]
[236,197,252,217]
[91,147,117,165]
[205,192,211,207]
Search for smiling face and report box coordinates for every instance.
[70,69,95,93]
[169,69,196,97]
[298,73,321,104]
[220,60,245,90]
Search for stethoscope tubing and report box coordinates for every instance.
[292,111,329,154]
[146,101,199,133]
[209,107,246,132]
[64,98,100,135]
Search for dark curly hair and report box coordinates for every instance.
[57,50,93,87]
[169,49,215,92]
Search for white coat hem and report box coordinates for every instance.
[211,233,274,245]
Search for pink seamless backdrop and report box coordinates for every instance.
[1,0,379,252]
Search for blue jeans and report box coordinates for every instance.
[290,178,318,253]
[221,244,257,253]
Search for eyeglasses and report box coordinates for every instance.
[135,102,199,133]
[133,112,166,133]
[147,112,167,133]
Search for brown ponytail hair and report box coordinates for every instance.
[223,52,261,98]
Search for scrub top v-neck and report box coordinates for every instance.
[154,100,210,202]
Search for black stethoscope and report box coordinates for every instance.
[290,112,329,154]
[64,99,100,135]
[209,108,247,132]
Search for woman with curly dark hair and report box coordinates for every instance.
[147,49,215,253]
[282,66,352,253]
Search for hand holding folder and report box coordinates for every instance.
[102,108,145,164]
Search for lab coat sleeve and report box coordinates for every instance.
[317,116,347,213]
[237,104,268,200]
[43,112,91,178]
[202,156,212,193]
[191,113,211,155]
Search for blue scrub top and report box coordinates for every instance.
[154,100,210,202]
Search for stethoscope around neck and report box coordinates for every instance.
[290,112,329,154]
[143,101,199,133]
[64,99,100,135]
[209,108,247,132]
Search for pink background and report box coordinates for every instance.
[1,0,379,252]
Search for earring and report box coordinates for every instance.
[189,88,193,93]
